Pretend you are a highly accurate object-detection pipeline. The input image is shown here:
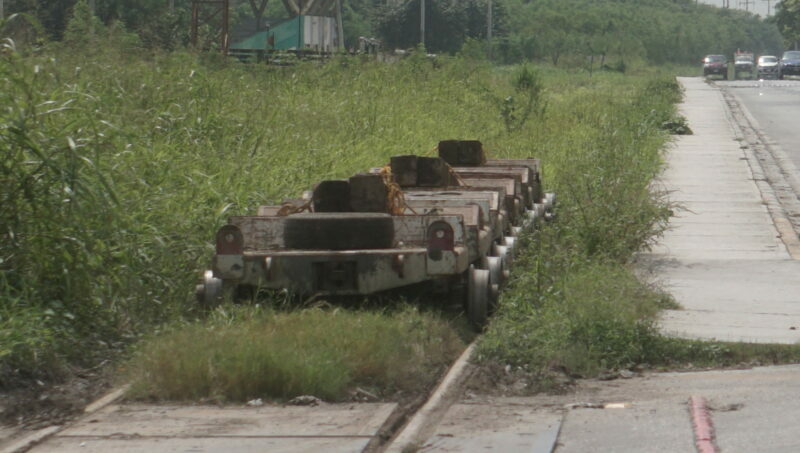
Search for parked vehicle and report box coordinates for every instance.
[757,55,779,79]
[733,51,754,80]
[703,55,728,80]
[779,50,800,79]
[195,140,555,327]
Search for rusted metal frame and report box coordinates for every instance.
[484,158,543,203]
[459,179,522,226]
[229,213,467,250]
[281,0,335,15]
[453,167,533,208]
[403,190,505,236]
[190,0,230,55]
[231,247,469,295]
[218,212,470,295]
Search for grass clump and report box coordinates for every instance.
[480,246,669,377]
[652,340,800,369]
[125,306,465,402]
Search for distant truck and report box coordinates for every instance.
[703,54,728,80]
[734,51,755,80]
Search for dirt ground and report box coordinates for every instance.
[0,367,112,431]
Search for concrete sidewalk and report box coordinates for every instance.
[409,363,800,453]
[642,77,800,344]
[20,402,396,453]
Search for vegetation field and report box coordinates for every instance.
[0,26,668,396]
[4,3,800,403]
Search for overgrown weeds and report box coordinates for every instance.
[0,44,506,388]
[480,70,800,383]
[478,71,682,380]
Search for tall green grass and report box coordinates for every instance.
[0,44,512,385]
[478,75,681,378]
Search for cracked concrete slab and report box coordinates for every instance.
[551,365,800,453]
[27,403,396,453]
[420,400,562,453]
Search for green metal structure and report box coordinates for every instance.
[230,15,336,53]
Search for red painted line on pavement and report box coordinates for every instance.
[689,396,718,453]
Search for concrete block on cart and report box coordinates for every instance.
[312,180,350,212]
[438,140,486,166]
[391,155,452,187]
[417,157,452,187]
[283,213,395,250]
[349,173,388,212]
[390,155,418,187]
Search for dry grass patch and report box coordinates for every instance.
[124,306,466,402]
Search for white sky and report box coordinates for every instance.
[696,0,773,18]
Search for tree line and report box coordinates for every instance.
[0,0,792,65]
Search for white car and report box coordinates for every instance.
[757,55,779,79]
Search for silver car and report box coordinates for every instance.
[757,55,779,79]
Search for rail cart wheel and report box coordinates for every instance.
[527,187,535,210]
[468,266,490,329]
[503,236,516,256]
[544,193,557,211]
[284,213,394,250]
[481,256,502,309]
[196,270,223,307]
[494,244,512,280]
[524,209,538,228]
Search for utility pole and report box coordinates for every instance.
[89,0,96,33]
[1,0,4,21]
[420,0,425,48]
[336,0,344,51]
[487,0,492,59]
[763,0,772,16]
[169,0,174,12]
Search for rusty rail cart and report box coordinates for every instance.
[196,140,555,328]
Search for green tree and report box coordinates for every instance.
[775,0,800,49]
[64,0,104,45]
[375,0,506,54]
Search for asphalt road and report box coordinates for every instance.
[719,78,800,170]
